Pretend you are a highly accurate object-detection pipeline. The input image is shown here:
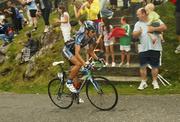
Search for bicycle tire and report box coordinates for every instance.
[86,76,118,111]
[48,78,73,109]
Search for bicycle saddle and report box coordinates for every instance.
[52,61,64,66]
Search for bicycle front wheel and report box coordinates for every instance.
[86,76,118,111]
[48,78,73,109]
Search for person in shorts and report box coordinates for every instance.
[132,8,167,90]
[119,16,131,67]
[100,18,115,67]
[62,21,103,93]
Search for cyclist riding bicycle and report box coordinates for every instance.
[62,20,103,93]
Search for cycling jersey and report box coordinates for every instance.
[62,30,96,60]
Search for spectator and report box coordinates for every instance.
[130,0,144,24]
[0,11,5,22]
[19,0,38,31]
[132,8,167,90]
[0,19,14,46]
[4,1,22,35]
[99,0,114,18]
[36,0,52,32]
[100,18,115,67]
[75,0,100,25]
[119,17,131,67]
[171,0,180,54]
[21,31,39,62]
[56,4,71,43]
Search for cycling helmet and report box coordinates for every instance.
[84,21,96,31]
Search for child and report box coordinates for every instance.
[145,3,165,44]
[57,4,71,43]
[119,17,131,67]
[101,18,115,67]
[21,31,39,62]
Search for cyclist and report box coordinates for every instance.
[62,20,103,93]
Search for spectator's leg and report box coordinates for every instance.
[126,51,130,64]
[151,68,158,82]
[41,8,51,32]
[140,67,147,81]
[121,50,125,64]
[105,46,110,65]
[123,0,128,9]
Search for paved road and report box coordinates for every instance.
[0,93,180,122]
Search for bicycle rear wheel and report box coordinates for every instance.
[48,78,73,109]
[86,77,118,111]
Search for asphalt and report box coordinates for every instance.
[0,93,180,122]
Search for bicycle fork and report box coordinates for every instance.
[89,77,102,94]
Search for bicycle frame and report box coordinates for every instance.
[56,61,103,94]
[76,70,101,93]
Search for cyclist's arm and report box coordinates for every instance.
[87,44,98,60]
[75,44,86,66]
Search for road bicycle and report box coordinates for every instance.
[48,60,118,111]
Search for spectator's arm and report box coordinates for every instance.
[132,28,142,39]
[75,2,88,18]
[148,24,167,33]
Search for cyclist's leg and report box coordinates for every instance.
[62,47,83,92]
[69,56,82,80]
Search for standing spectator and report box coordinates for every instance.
[119,17,131,67]
[56,4,71,43]
[130,0,144,24]
[76,0,100,25]
[99,0,114,18]
[19,0,38,31]
[100,19,115,67]
[132,8,167,90]
[171,0,180,54]
[27,0,38,31]
[36,0,52,32]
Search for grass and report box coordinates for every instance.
[0,2,180,95]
